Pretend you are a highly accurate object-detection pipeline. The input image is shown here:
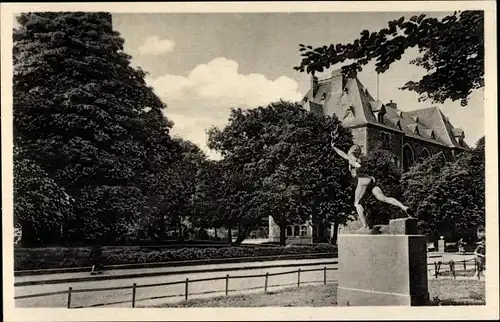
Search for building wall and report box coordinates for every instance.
[268,216,329,245]
[350,127,368,155]
[365,125,404,166]
[403,136,453,163]
[358,124,454,169]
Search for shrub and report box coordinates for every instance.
[14,243,337,270]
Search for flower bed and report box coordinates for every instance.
[14,243,337,270]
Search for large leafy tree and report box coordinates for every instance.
[13,12,177,244]
[13,149,74,246]
[208,101,354,245]
[401,138,485,239]
[192,157,268,244]
[163,138,207,241]
[295,11,484,106]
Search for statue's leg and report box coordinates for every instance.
[354,178,371,229]
[371,186,413,217]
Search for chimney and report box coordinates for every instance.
[386,100,397,109]
[330,69,345,95]
[310,74,319,99]
[452,128,465,138]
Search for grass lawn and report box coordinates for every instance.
[157,279,485,307]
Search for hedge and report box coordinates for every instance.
[14,243,337,270]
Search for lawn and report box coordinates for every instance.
[157,278,485,307]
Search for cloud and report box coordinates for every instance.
[138,35,176,55]
[147,58,303,158]
[149,58,303,108]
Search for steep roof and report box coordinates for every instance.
[303,70,469,150]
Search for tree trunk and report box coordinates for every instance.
[227,227,232,243]
[234,227,248,245]
[279,221,287,246]
[21,222,37,247]
[332,222,340,245]
[318,221,326,242]
[214,228,218,239]
[177,219,184,242]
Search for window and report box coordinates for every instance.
[379,132,391,149]
[286,226,293,236]
[377,112,385,123]
[419,149,431,161]
[403,145,415,171]
[293,226,300,237]
[392,156,401,168]
[301,226,308,237]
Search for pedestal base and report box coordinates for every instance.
[337,234,429,306]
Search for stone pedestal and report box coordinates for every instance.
[438,237,445,253]
[337,218,429,306]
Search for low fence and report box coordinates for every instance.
[15,257,485,308]
[15,266,338,308]
[428,258,484,280]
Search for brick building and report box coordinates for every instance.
[268,69,469,244]
[304,69,469,169]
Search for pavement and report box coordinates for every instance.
[15,257,336,285]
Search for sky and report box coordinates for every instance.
[112,12,484,159]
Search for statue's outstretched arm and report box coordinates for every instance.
[331,144,349,160]
[330,127,362,168]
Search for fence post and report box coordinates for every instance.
[476,260,481,281]
[450,261,456,279]
[185,278,189,301]
[264,273,269,293]
[463,260,466,271]
[225,274,229,296]
[297,268,301,287]
[67,287,72,309]
[434,262,438,278]
[324,267,327,285]
[132,283,137,308]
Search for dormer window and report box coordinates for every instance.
[320,93,327,103]
[377,111,385,123]
[343,105,355,120]
[396,120,402,130]
[303,96,308,103]
[375,106,386,124]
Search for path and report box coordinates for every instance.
[15,260,338,308]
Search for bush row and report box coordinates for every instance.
[15,243,337,270]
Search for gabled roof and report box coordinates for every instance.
[302,70,469,150]
[406,107,469,149]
